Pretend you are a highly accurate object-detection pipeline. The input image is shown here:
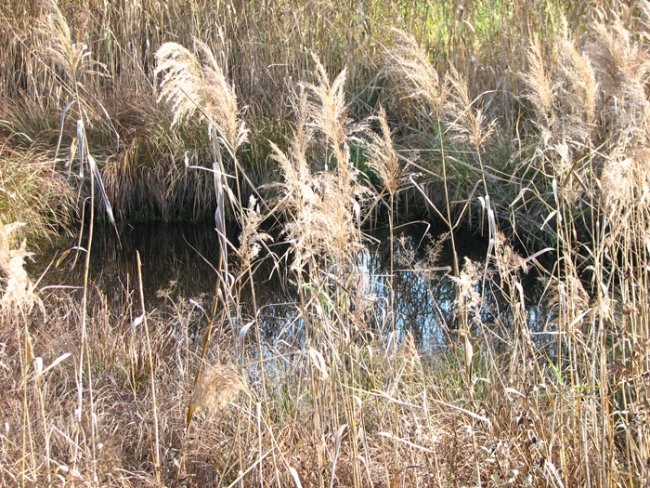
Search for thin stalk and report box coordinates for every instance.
[438,120,460,277]
[388,191,396,332]
[136,251,161,485]
[181,263,222,458]
[73,123,94,477]
[20,317,36,488]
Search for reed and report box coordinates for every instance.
[1,0,649,486]
[0,143,76,244]
[0,0,604,226]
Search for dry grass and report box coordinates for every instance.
[0,142,77,244]
[1,0,650,487]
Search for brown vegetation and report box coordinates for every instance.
[1,0,649,486]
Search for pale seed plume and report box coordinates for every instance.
[155,40,248,152]
[0,222,37,314]
[190,363,248,416]
[365,106,401,197]
[445,65,495,150]
[522,35,556,135]
[385,29,448,118]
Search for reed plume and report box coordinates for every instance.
[189,363,248,417]
[273,62,367,276]
[384,29,448,119]
[155,40,248,155]
[365,106,402,198]
[0,222,37,314]
[34,0,107,129]
[522,35,556,135]
[444,66,495,152]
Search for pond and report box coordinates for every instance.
[30,221,550,352]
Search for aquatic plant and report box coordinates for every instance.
[1,1,649,487]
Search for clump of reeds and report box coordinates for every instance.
[4,1,650,487]
[0,143,76,244]
[517,4,650,483]
[383,27,501,269]
[272,60,368,277]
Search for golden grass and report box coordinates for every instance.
[0,143,76,244]
[1,0,650,486]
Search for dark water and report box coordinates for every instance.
[30,221,548,351]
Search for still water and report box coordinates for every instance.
[31,221,548,351]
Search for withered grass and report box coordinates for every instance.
[1,1,649,486]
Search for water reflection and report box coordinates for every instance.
[30,221,549,351]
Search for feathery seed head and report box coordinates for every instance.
[190,363,248,416]
[155,41,247,151]
[365,106,401,196]
[0,222,37,314]
[385,29,448,119]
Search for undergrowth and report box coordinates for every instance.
[1,0,649,487]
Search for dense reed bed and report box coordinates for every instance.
[1,0,650,486]
[0,0,613,228]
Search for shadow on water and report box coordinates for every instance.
[30,221,550,352]
[34,222,222,304]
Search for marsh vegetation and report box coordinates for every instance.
[1,0,649,486]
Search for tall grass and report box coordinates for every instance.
[0,0,612,224]
[1,0,649,487]
[0,143,76,244]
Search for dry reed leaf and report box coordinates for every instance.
[308,348,329,380]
